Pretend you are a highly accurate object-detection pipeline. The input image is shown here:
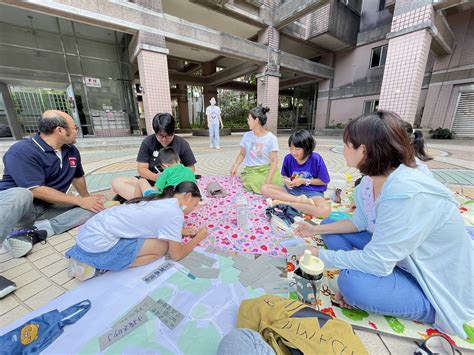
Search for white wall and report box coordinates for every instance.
[329,94,380,124]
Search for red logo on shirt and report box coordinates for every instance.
[69,157,77,168]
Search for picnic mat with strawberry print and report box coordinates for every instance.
[183,175,288,257]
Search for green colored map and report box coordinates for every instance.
[78,254,264,355]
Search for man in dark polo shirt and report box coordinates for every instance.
[111,113,197,200]
[0,110,103,261]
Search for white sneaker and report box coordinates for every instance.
[216,146,221,150]
[3,228,47,258]
[68,258,98,281]
[210,145,214,148]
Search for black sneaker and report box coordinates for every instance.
[112,194,127,204]
[3,227,47,258]
[0,275,16,299]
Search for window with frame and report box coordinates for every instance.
[370,45,388,68]
[363,100,379,115]
[378,0,386,11]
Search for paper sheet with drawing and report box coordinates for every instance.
[231,253,288,294]
[164,251,221,279]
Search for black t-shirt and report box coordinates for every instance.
[136,134,197,174]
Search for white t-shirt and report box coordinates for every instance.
[240,131,279,167]
[77,198,184,253]
[206,105,221,125]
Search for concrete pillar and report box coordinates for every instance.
[315,53,334,129]
[257,26,281,134]
[130,29,172,135]
[177,84,190,129]
[0,82,23,140]
[136,49,172,134]
[256,74,280,133]
[378,0,434,123]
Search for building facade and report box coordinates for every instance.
[0,0,473,139]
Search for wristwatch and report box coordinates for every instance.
[305,178,311,186]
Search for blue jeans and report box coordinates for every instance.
[0,187,95,244]
[209,124,220,147]
[217,329,275,355]
[321,218,436,323]
[320,218,372,251]
[285,186,324,198]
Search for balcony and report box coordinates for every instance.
[306,0,361,51]
[431,11,455,55]
[367,66,385,82]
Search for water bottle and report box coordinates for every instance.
[235,194,249,229]
[294,250,325,305]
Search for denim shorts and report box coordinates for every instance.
[66,238,145,271]
[285,186,324,198]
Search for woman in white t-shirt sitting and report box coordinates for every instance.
[230,106,283,194]
[65,181,207,281]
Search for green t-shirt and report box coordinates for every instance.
[155,163,196,192]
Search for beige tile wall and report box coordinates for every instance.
[379,29,432,123]
[137,50,172,134]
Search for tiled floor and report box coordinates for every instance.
[0,134,472,354]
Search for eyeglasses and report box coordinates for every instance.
[156,133,174,140]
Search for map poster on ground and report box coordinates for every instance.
[77,250,265,354]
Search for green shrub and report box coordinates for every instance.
[429,127,455,139]
[219,92,254,128]
[192,112,206,129]
[327,119,351,129]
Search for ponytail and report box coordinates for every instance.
[402,121,432,162]
[249,106,270,126]
[412,130,432,161]
[126,181,202,205]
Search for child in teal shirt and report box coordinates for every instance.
[138,147,196,196]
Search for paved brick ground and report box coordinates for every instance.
[0,134,472,353]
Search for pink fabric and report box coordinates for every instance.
[183,176,287,257]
